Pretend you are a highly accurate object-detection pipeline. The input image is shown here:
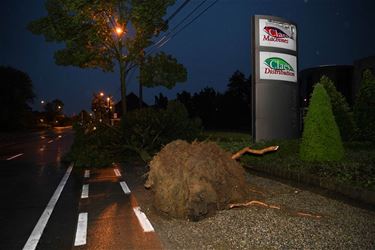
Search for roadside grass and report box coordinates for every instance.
[204,130,375,190]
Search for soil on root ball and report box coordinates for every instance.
[145,140,257,221]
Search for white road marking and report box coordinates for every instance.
[47,140,53,144]
[81,184,89,199]
[114,168,121,177]
[120,181,131,195]
[133,207,154,232]
[74,213,88,246]
[6,153,24,161]
[23,164,73,250]
[84,170,90,178]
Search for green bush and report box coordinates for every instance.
[300,83,345,162]
[320,76,356,141]
[354,69,375,141]
[63,123,122,167]
[122,101,202,158]
[65,101,202,166]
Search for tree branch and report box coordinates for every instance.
[231,146,279,160]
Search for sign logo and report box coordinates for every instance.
[264,57,295,76]
[263,26,292,44]
[264,26,290,38]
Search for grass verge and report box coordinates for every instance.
[204,130,375,191]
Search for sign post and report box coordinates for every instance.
[252,15,299,141]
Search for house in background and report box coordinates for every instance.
[299,55,375,108]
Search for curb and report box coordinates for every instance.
[245,164,375,206]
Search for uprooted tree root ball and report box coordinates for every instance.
[145,140,254,221]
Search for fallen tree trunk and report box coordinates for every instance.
[231,145,279,160]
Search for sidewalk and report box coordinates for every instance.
[124,163,375,249]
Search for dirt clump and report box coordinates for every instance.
[145,140,251,220]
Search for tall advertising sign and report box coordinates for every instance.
[252,15,299,141]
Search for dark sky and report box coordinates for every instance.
[1,0,374,115]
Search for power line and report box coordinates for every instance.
[127,0,218,73]
[148,0,219,55]
[152,0,209,49]
[165,0,192,24]
[169,0,219,41]
[124,1,191,75]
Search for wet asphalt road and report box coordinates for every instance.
[0,128,161,250]
[0,128,80,250]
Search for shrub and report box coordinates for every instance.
[354,69,375,141]
[300,83,344,162]
[122,101,202,159]
[320,76,355,141]
[65,101,202,166]
[63,123,122,167]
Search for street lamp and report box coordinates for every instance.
[115,26,124,36]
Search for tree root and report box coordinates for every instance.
[229,200,322,219]
[231,145,279,160]
[229,200,280,210]
[296,212,322,219]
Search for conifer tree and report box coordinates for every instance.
[300,83,344,162]
[320,76,355,141]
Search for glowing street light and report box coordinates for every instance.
[100,92,104,97]
[115,26,124,36]
[41,100,45,104]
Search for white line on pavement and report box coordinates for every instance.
[74,213,88,246]
[114,168,121,177]
[23,164,73,250]
[133,207,154,232]
[6,153,24,161]
[47,140,53,144]
[120,181,131,195]
[84,170,90,178]
[81,184,89,199]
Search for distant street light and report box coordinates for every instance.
[41,100,45,104]
[100,92,104,97]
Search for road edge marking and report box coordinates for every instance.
[23,164,73,250]
[114,168,121,177]
[6,153,24,161]
[84,170,90,178]
[81,184,89,199]
[133,207,154,232]
[74,212,88,246]
[120,181,131,195]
